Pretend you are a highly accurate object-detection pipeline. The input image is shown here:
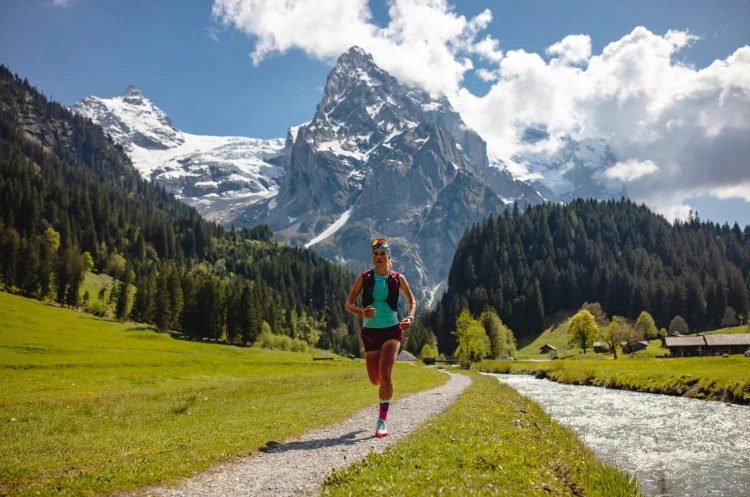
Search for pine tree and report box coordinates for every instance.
[131,273,155,324]
[114,265,133,321]
[153,268,173,331]
[167,267,183,331]
[527,280,545,337]
[65,249,85,308]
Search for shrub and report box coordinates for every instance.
[256,326,310,353]
[420,343,438,358]
[87,300,107,317]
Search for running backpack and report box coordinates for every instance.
[361,269,400,312]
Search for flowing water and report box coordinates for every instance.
[491,374,750,497]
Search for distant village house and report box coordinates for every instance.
[592,341,610,353]
[663,333,750,357]
[621,341,648,353]
[540,344,557,354]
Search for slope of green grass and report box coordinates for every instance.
[0,292,446,496]
[325,372,640,497]
[694,325,749,335]
[79,271,113,302]
[516,311,578,359]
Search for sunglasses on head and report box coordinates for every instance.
[372,238,390,247]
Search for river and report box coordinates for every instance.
[490,374,750,497]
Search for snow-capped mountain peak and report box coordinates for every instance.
[71,88,286,223]
[498,127,625,202]
[238,46,546,300]
[73,86,184,151]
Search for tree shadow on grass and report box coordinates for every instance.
[261,430,368,453]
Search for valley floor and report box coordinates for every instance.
[1,291,641,496]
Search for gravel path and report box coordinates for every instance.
[138,370,470,497]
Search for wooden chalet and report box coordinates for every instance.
[663,333,750,357]
[663,336,705,357]
[592,341,610,353]
[703,333,750,355]
[621,340,648,353]
[540,344,557,354]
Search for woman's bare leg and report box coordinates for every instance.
[365,350,380,385]
[378,339,400,400]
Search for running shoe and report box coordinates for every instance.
[375,418,388,438]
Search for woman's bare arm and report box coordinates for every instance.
[345,274,375,318]
[399,274,416,329]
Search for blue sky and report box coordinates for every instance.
[1,0,749,226]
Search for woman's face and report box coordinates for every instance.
[372,249,389,268]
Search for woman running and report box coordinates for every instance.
[345,238,416,438]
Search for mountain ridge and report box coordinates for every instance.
[70,46,628,300]
[71,88,286,224]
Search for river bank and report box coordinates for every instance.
[478,356,750,404]
[492,374,750,497]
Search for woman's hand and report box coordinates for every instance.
[363,305,376,318]
[399,316,412,330]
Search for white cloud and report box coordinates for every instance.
[51,0,72,6]
[546,34,591,64]
[212,0,493,94]
[213,1,750,216]
[474,35,504,62]
[710,182,750,202]
[603,159,658,182]
[475,68,498,82]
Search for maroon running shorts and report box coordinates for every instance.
[360,325,403,352]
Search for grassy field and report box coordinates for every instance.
[0,292,446,496]
[516,311,589,360]
[324,371,640,497]
[693,325,748,335]
[79,271,114,302]
[479,356,750,404]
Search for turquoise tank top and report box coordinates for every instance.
[363,271,399,328]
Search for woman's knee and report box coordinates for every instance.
[369,374,381,386]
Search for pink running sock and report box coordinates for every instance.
[379,399,390,421]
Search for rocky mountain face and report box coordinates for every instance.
[238,47,543,303]
[71,87,285,223]
[71,47,625,303]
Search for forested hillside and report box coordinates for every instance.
[0,65,359,354]
[424,199,750,353]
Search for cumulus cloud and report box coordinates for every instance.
[212,0,750,218]
[546,34,591,64]
[475,68,498,82]
[603,159,658,182]
[474,35,504,62]
[212,0,491,94]
[711,182,750,202]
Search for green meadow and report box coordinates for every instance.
[502,310,750,403]
[325,371,640,497]
[0,292,446,496]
